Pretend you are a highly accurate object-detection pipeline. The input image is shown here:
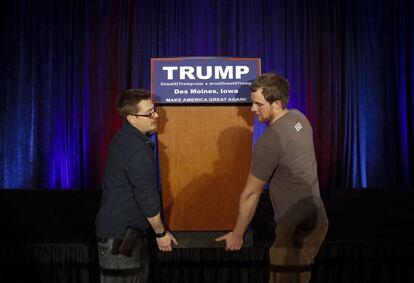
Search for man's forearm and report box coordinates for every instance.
[233,192,260,236]
[232,173,265,236]
[147,213,165,234]
[147,212,178,251]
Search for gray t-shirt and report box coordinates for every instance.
[251,109,327,228]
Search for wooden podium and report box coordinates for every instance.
[157,105,254,234]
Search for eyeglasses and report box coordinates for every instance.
[129,108,157,119]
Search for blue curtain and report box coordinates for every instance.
[1,0,413,189]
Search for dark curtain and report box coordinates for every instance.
[1,0,413,189]
[1,241,413,283]
[0,243,99,283]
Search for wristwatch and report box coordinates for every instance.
[155,230,167,238]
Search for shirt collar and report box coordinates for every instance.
[123,122,155,148]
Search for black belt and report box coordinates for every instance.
[97,228,147,244]
[97,235,146,243]
[100,267,142,276]
[97,237,109,243]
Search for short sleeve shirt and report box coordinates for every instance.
[251,109,327,227]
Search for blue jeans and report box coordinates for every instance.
[97,238,149,283]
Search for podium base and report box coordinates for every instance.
[169,229,254,248]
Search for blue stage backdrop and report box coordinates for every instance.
[1,0,413,189]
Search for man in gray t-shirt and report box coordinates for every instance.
[216,73,328,283]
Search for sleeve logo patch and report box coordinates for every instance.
[294,122,303,132]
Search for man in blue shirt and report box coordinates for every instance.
[96,89,177,283]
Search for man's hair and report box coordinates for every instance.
[116,89,151,118]
[250,73,290,108]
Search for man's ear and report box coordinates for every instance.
[271,100,283,111]
[126,115,134,124]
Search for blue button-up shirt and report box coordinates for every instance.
[95,122,160,238]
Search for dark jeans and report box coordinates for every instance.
[97,238,149,283]
[269,222,328,283]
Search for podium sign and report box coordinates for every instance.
[151,57,260,104]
